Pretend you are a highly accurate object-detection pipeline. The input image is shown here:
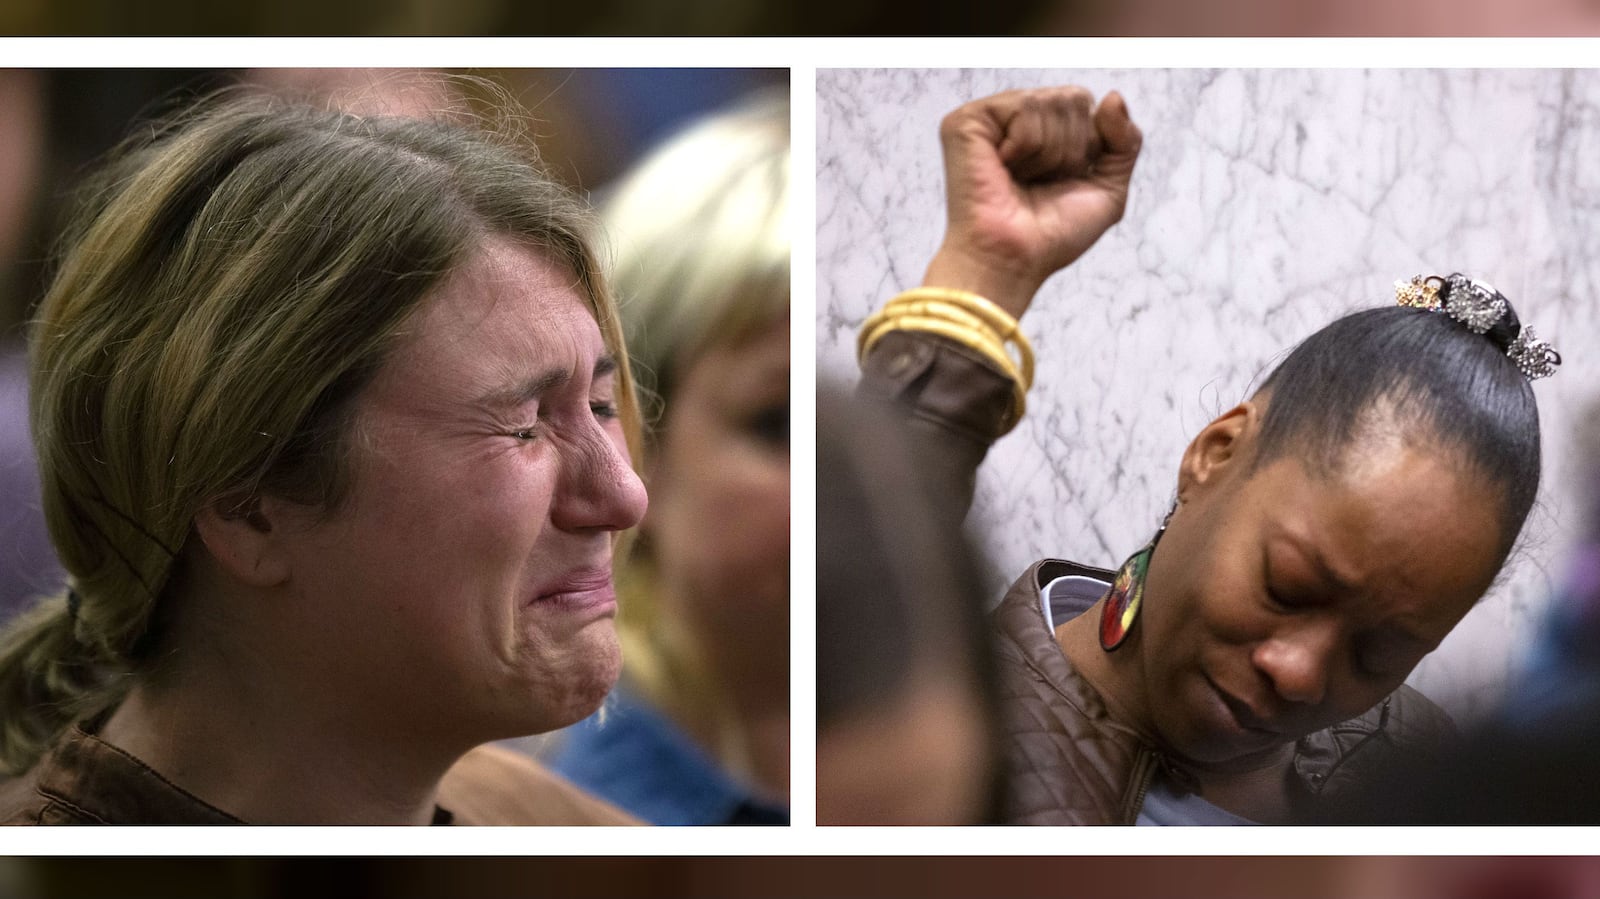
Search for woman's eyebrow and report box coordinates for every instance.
[478,354,618,409]
[1269,532,1358,593]
[1309,546,1360,593]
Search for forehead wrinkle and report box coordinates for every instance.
[1300,541,1449,652]
[478,367,572,410]
[1293,536,1360,596]
[477,353,619,411]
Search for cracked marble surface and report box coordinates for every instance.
[818,68,1600,722]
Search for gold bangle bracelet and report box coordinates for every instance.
[888,287,1020,342]
[862,315,1018,382]
[864,303,998,367]
[859,301,994,364]
[874,298,992,335]
[859,286,1034,433]
[883,288,1035,388]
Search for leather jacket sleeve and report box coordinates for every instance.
[857,330,1017,526]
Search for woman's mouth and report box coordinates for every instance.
[1205,676,1282,740]
[530,567,616,612]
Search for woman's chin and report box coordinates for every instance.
[505,625,622,735]
[1157,709,1293,774]
[1167,732,1296,777]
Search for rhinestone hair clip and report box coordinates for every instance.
[1394,273,1561,381]
[1507,325,1562,381]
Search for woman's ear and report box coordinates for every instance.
[1177,401,1262,500]
[193,493,292,588]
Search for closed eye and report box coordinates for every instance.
[511,401,614,439]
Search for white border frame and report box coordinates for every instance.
[3,37,1597,857]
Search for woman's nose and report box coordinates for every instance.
[1252,624,1337,706]
[554,427,649,533]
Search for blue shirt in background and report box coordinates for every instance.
[546,686,789,827]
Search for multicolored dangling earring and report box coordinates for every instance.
[1099,503,1174,652]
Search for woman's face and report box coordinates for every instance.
[645,316,791,689]
[1136,406,1504,770]
[274,237,647,744]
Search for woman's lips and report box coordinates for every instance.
[1206,677,1281,739]
[530,567,616,611]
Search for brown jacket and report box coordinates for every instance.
[861,330,1456,825]
[0,723,638,825]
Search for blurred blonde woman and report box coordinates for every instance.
[546,90,790,825]
[0,92,647,824]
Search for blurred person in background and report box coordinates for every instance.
[0,87,650,824]
[856,85,1562,824]
[815,386,1004,825]
[542,90,790,825]
[0,69,59,622]
[1500,398,1600,734]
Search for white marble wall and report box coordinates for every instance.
[817,68,1600,721]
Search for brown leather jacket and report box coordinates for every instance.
[861,330,1456,825]
[0,721,638,825]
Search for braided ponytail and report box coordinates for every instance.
[0,591,132,773]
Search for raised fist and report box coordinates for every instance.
[923,87,1142,319]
